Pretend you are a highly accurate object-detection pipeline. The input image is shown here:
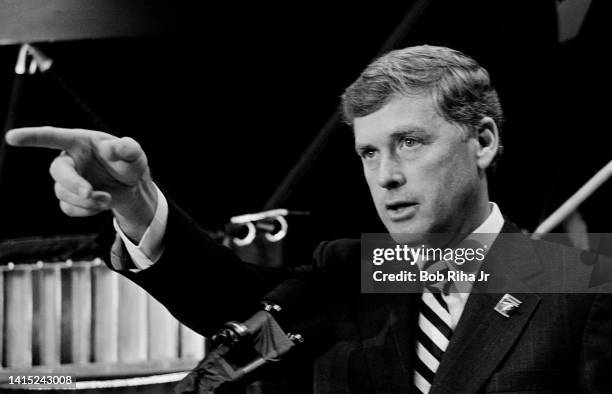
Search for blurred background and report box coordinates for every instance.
[0,0,610,391]
[1,0,610,256]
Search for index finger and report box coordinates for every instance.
[5,127,88,151]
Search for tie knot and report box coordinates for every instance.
[421,259,451,295]
[422,259,446,273]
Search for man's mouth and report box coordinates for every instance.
[385,201,418,221]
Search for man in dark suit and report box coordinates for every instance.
[6,45,612,393]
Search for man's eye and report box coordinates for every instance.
[399,137,421,149]
[361,150,377,160]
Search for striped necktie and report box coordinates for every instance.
[413,260,453,394]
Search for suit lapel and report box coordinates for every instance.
[429,292,540,394]
[430,222,544,394]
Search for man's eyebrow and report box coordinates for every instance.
[389,127,428,139]
[354,142,375,154]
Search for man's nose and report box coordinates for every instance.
[377,155,406,189]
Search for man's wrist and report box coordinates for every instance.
[112,178,158,243]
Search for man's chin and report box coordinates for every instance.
[386,221,461,248]
[385,221,430,245]
[388,232,428,246]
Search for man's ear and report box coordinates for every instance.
[474,117,499,170]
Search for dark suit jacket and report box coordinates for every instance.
[98,204,612,393]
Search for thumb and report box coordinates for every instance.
[96,137,148,183]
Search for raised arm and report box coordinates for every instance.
[5,127,290,335]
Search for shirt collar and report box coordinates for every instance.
[473,202,504,235]
[446,201,504,292]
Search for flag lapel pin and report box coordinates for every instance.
[494,293,522,318]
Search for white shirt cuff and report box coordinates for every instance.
[112,183,168,271]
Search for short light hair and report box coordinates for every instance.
[341,45,503,156]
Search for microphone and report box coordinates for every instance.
[211,278,315,348]
[178,277,331,392]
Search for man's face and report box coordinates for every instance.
[354,94,487,240]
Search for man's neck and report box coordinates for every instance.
[437,200,493,249]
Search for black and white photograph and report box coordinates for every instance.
[0,1,611,393]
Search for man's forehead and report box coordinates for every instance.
[353,94,441,142]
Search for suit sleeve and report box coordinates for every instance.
[96,202,292,337]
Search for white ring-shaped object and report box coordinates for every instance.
[264,216,288,243]
[232,221,256,247]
